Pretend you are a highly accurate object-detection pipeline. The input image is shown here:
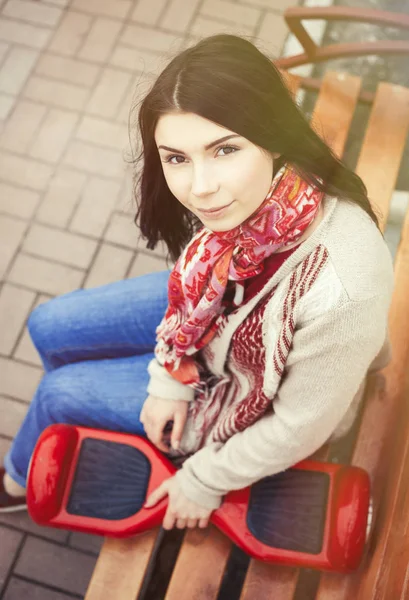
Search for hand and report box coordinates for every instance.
[140,395,189,453]
[144,475,213,530]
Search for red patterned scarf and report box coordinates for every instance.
[154,163,324,385]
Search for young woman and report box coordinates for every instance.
[0,35,394,532]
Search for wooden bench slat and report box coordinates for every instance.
[379,388,409,599]
[310,71,361,158]
[85,529,161,600]
[350,197,409,599]
[355,82,409,225]
[240,562,298,600]
[316,105,409,597]
[164,526,231,600]
[280,70,301,97]
[314,374,389,599]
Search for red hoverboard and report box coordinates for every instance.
[26,424,372,573]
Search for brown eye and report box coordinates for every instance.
[165,155,185,165]
[218,146,239,156]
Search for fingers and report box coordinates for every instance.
[162,507,176,530]
[176,518,187,529]
[149,419,171,453]
[144,481,169,508]
[186,518,197,529]
[140,396,189,453]
[162,514,208,530]
[171,410,187,450]
[198,517,209,528]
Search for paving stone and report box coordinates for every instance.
[68,531,104,555]
[130,0,167,26]
[240,0,295,8]
[42,0,70,6]
[0,396,28,437]
[0,526,22,592]
[256,11,290,58]
[29,108,79,163]
[0,18,52,49]
[115,170,136,215]
[3,578,77,600]
[7,254,84,296]
[13,329,43,366]
[69,176,121,237]
[104,212,140,248]
[0,437,11,463]
[0,512,69,543]
[128,252,169,279]
[160,0,200,33]
[0,356,42,402]
[0,41,8,62]
[63,140,125,179]
[120,23,185,55]
[84,243,133,288]
[24,75,90,111]
[109,45,164,75]
[135,232,168,259]
[85,66,132,118]
[115,71,153,124]
[14,536,97,596]
[0,100,47,154]
[78,17,122,64]
[48,11,92,57]
[0,284,34,355]
[0,183,40,220]
[71,0,132,20]
[201,0,261,29]
[36,167,87,228]
[0,152,53,190]
[76,115,128,151]
[22,223,98,269]
[0,47,39,95]
[35,53,101,88]
[0,215,28,279]
[2,0,63,27]
[190,16,251,40]
[14,294,50,367]
[0,93,15,120]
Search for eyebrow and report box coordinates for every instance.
[157,134,241,154]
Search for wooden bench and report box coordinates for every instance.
[85,10,409,600]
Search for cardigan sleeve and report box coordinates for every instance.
[146,358,195,402]
[174,293,392,509]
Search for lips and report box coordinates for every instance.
[198,201,234,215]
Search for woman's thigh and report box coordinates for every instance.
[28,269,170,371]
[6,352,156,484]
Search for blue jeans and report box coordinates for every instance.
[4,270,170,487]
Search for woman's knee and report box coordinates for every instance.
[34,367,84,423]
[27,301,53,360]
[27,298,60,347]
[27,290,83,359]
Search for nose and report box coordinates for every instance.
[191,163,219,199]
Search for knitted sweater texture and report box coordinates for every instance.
[147,195,395,509]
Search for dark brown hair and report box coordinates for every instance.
[131,34,382,263]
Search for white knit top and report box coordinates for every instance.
[147,194,395,509]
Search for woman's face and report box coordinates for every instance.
[155,112,279,232]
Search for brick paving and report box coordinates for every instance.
[0,0,294,597]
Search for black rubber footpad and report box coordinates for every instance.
[66,438,151,520]
[246,469,330,554]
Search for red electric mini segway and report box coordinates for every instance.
[26,424,372,573]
